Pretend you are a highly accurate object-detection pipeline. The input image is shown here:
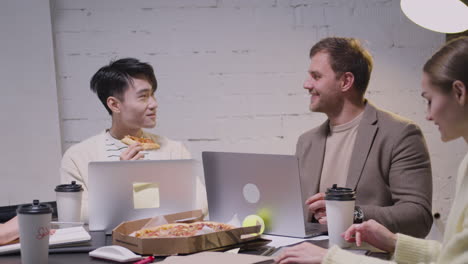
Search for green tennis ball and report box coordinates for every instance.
[257,208,272,229]
[242,214,265,234]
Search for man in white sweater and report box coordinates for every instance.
[60,58,206,222]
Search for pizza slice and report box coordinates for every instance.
[121,135,160,150]
[135,223,197,238]
[192,221,236,232]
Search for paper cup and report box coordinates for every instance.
[17,200,53,264]
[55,181,83,222]
[325,184,356,248]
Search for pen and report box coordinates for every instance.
[133,256,154,264]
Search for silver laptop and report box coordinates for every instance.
[88,159,196,234]
[202,151,327,238]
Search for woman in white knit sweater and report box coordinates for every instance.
[276,36,468,264]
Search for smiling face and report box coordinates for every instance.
[421,72,467,142]
[303,52,344,115]
[118,77,158,130]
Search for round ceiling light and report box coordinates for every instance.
[401,0,468,34]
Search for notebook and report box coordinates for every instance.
[48,230,107,253]
[88,159,197,234]
[0,226,92,255]
[202,152,327,238]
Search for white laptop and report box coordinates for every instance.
[88,159,196,234]
[202,151,327,238]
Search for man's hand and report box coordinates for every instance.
[342,219,397,253]
[275,242,326,264]
[120,143,145,160]
[305,193,327,224]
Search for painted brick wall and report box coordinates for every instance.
[51,0,465,224]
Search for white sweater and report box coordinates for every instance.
[60,130,207,222]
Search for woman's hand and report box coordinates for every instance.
[275,242,327,264]
[343,219,397,253]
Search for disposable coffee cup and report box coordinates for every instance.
[55,181,83,222]
[17,200,53,264]
[325,184,356,248]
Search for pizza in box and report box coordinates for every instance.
[135,221,236,238]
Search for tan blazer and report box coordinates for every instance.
[296,101,433,238]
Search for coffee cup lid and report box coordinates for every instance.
[17,200,53,215]
[55,181,83,192]
[325,184,356,201]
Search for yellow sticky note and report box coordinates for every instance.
[132,182,160,209]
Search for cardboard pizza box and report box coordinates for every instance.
[112,210,263,256]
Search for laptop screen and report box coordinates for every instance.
[202,152,310,238]
[88,159,196,234]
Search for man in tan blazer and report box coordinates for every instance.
[297,37,433,238]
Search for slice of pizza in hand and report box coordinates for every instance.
[121,135,160,150]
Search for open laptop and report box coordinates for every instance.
[88,159,196,234]
[202,151,327,238]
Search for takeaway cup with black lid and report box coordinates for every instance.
[325,184,356,248]
[55,181,83,222]
[17,200,53,264]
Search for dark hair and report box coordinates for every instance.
[423,36,468,94]
[90,58,157,115]
[309,37,373,96]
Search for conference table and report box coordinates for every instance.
[0,231,389,263]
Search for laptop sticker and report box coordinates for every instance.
[132,182,160,209]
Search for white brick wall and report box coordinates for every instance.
[51,0,465,223]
